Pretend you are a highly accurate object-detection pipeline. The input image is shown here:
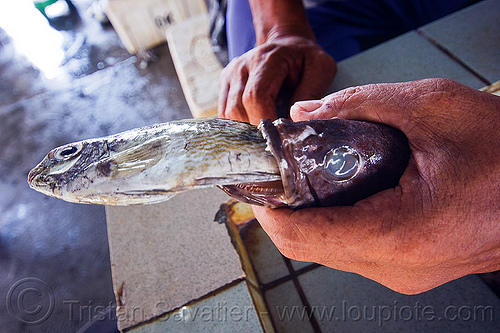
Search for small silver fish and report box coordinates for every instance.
[28,118,410,208]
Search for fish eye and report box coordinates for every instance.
[61,146,77,156]
[54,143,83,160]
[324,146,360,181]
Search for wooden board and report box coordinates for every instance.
[106,0,206,54]
[166,14,222,118]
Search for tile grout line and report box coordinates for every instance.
[417,29,492,85]
[260,264,320,292]
[121,278,246,332]
[283,257,323,333]
[295,263,322,276]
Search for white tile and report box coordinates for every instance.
[329,31,485,93]
[299,266,500,332]
[129,281,264,333]
[419,0,500,83]
[105,188,244,331]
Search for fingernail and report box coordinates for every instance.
[292,100,323,112]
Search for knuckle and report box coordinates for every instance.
[220,59,237,78]
[242,87,261,106]
[412,78,461,106]
[321,86,364,114]
[221,58,248,80]
[426,77,457,92]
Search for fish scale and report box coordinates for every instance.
[28,119,281,205]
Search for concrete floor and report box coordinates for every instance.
[0,1,191,332]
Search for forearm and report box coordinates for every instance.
[248,0,315,44]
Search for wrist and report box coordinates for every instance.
[263,24,316,44]
[249,0,314,44]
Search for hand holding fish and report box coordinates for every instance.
[217,35,336,125]
[253,78,500,294]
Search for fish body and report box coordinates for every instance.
[28,119,280,205]
[28,118,410,208]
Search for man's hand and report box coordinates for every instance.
[253,78,500,294]
[218,35,336,124]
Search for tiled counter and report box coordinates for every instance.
[105,188,257,332]
[105,0,500,332]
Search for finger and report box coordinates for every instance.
[242,58,289,124]
[225,80,249,123]
[291,83,408,126]
[218,61,238,119]
[323,82,417,130]
[221,64,250,122]
[217,76,229,119]
[244,88,278,125]
[291,52,336,104]
[290,100,323,121]
[292,79,470,134]
[252,186,401,266]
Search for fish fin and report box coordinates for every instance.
[121,190,179,205]
[111,190,178,205]
[111,138,165,177]
[73,190,177,205]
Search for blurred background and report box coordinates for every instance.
[0,0,195,332]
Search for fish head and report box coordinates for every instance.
[28,134,177,205]
[28,139,115,204]
[222,118,410,209]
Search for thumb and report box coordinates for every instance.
[291,79,463,135]
[292,82,412,128]
[289,100,324,121]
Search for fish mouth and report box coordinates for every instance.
[27,173,48,192]
[27,167,39,185]
[27,168,61,199]
[27,160,49,187]
[220,180,287,208]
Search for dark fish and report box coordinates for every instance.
[222,118,410,208]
